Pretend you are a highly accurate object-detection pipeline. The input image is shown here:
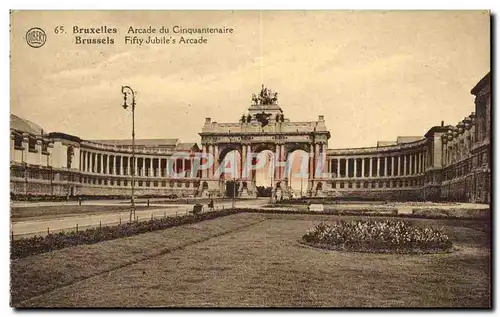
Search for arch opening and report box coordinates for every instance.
[286,149,309,198]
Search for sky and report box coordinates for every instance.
[10,10,490,149]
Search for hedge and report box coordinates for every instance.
[11,209,239,259]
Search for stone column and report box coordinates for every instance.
[247,144,252,180]
[128,156,132,176]
[314,143,320,178]
[416,153,419,174]
[80,150,85,171]
[79,150,82,171]
[149,157,153,177]
[345,158,349,178]
[369,157,373,177]
[361,157,365,178]
[241,144,247,179]
[274,144,279,180]
[190,157,195,178]
[412,154,416,175]
[353,157,357,178]
[281,144,286,179]
[158,157,162,177]
[413,154,416,175]
[337,159,340,178]
[159,158,164,177]
[391,156,395,176]
[134,156,138,177]
[104,154,108,174]
[99,154,103,174]
[403,155,407,176]
[384,156,388,177]
[420,152,423,174]
[201,145,206,179]
[214,146,219,179]
[307,144,313,179]
[106,155,111,175]
[377,157,380,177]
[181,158,186,177]
[208,145,213,179]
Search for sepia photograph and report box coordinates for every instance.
[9,10,491,308]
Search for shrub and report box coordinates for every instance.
[301,219,453,254]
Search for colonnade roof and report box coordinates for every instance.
[89,138,180,148]
[327,137,427,155]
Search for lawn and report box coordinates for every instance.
[11,205,167,222]
[11,213,491,308]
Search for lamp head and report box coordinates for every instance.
[122,91,128,109]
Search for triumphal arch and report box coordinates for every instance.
[198,86,330,198]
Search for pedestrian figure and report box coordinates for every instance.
[208,199,214,211]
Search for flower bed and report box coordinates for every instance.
[11,209,238,259]
[301,219,453,254]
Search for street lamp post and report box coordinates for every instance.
[121,86,136,223]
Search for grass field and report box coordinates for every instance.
[11,205,168,222]
[11,212,491,308]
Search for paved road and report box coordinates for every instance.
[11,198,269,238]
[10,199,488,238]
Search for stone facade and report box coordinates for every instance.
[10,74,490,202]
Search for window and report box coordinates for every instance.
[348,182,353,189]
[28,139,36,152]
[14,135,23,148]
[339,182,344,189]
[161,181,166,187]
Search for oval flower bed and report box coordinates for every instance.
[301,219,453,254]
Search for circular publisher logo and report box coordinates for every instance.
[26,27,46,48]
